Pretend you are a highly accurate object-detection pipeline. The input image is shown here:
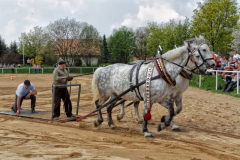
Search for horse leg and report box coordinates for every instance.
[107,96,118,130]
[159,96,181,132]
[158,98,174,132]
[134,101,143,123]
[142,102,154,138]
[94,97,107,127]
[117,101,125,121]
[170,95,182,132]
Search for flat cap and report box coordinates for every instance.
[58,60,66,65]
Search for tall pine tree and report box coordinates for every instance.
[103,34,110,63]
[0,35,7,57]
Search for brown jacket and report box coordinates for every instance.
[52,67,73,88]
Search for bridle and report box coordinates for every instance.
[184,42,214,74]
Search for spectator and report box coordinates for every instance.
[33,64,37,74]
[37,64,40,74]
[10,64,14,73]
[221,57,228,69]
[99,64,102,67]
[27,58,30,66]
[222,57,233,76]
[233,51,239,59]
[219,56,223,62]
[223,61,240,92]
[30,59,33,66]
[18,63,21,68]
[211,51,217,61]
[0,63,2,68]
[7,63,10,68]
[3,63,6,68]
[13,63,15,68]
[214,56,222,70]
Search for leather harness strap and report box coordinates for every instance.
[179,70,193,80]
[136,61,144,100]
[129,63,144,100]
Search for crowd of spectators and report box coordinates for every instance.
[208,51,240,92]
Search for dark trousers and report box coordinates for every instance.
[53,87,72,118]
[11,94,36,112]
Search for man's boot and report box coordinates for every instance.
[225,82,235,92]
[230,81,238,91]
[223,81,231,92]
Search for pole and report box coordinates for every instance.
[76,85,81,115]
[51,85,56,120]
[216,71,218,90]
[29,68,30,74]
[199,75,201,87]
[42,68,43,74]
[237,72,239,94]
[23,43,25,67]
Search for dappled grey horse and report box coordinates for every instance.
[92,42,207,138]
[117,36,216,132]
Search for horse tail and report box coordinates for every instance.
[92,67,102,103]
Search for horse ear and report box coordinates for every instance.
[187,42,192,49]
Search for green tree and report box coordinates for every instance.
[145,18,191,54]
[191,0,239,53]
[108,26,135,63]
[19,27,50,64]
[134,27,150,60]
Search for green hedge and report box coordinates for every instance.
[189,74,240,98]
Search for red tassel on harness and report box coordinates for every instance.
[144,110,151,121]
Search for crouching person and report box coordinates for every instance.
[11,80,37,115]
[52,60,74,120]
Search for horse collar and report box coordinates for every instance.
[154,58,176,86]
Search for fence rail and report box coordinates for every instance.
[199,69,239,94]
[0,67,98,74]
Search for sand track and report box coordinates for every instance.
[0,74,239,160]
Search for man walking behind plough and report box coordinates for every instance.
[52,59,75,120]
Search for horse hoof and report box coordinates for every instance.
[117,114,124,121]
[145,135,154,139]
[111,127,116,130]
[138,120,143,124]
[157,125,162,132]
[161,116,166,123]
[94,121,98,127]
[172,128,181,132]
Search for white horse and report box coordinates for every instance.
[117,36,215,132]
[92,42,209,138]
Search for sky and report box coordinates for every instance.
[0,0,238,46]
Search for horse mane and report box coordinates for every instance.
[162,45,187,61]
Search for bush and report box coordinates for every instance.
[44,54,58,66]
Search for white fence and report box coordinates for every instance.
[1,67,98,74]
[199,70,239,94]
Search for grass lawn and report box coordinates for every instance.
[189,74,240,98]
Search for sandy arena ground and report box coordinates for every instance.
[0,74,240,160]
